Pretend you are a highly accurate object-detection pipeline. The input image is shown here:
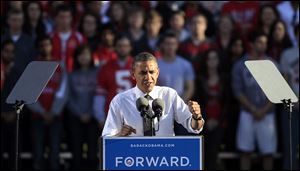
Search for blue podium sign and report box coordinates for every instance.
[103,136,203,170]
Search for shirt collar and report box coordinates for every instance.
[133,85,159,100]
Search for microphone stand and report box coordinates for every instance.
[282,99,293,170]
[14,100,25,170]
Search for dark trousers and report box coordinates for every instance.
[204,127,224,170]
[68,114,99,169]
[32,118,62,170]
[1,120,16,169]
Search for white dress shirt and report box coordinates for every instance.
[102,85,203,136]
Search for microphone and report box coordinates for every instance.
[136,97,154,119]
[152,98,164,121]
[136,97,155,136]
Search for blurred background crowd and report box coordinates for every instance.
[1,1,299,170]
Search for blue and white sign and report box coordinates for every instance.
[103,136,203,170]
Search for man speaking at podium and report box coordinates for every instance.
[102,52,204,136]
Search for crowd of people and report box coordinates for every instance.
[1,1,299,170]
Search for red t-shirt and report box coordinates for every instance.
[51,30,86,72]
[93,45,118,66]
[179,39,214,73]
[221,1,260,35]
[96,57,136,114]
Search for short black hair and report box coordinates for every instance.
[133,52,157,69]
[54,4,72,17]
[159,31,178,45]
[35,35,52,48]
[73,44,95,70]
[1,39,14,50]
[114,34,131,47]
[7,9,23,19]
[248,31,267,43]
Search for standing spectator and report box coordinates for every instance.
[158,32,195,102]
[197,49,230,170]
[124,5,146,56]
[0,40,15,170]
[179,13,214,74]
[277,1,299,46]
[214,15,235,57]
[1,9,35,80]
[267,20,293,62]
[226,36,247,73]
[78,12,101,52]
[106,2,127,32]
[94,35,135,127]
[221,1,260,36]
[1,40,14,90]
[28,36,68,170]
[157,32,195,135]
[232,32,277,170]
[280,25,299,170]
[1,9,35,130]
[51,4,86,72]
[253,4,279,35]
[224,36,247,151]
[93,23,117,66]
[23,1,47,41]
[144,10,163,56]
[67,45,99,169]
[168,10,190,43]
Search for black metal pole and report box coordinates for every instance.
[288,101,293,170]
[282,99,293,170]
[15,112,20,170]
[14,101,24,170]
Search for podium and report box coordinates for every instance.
[101,136,203,170]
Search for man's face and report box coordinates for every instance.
[7,13,24,31]
[191,15,207,36]
[132,60,159,93]
[56,11,72,30]
[1,44,15,63]
[254,36,268,54]
[39,39,52,58]
[161,37,178,56]
[115,38,132,59]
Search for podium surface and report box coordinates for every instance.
[102,136,203,170]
